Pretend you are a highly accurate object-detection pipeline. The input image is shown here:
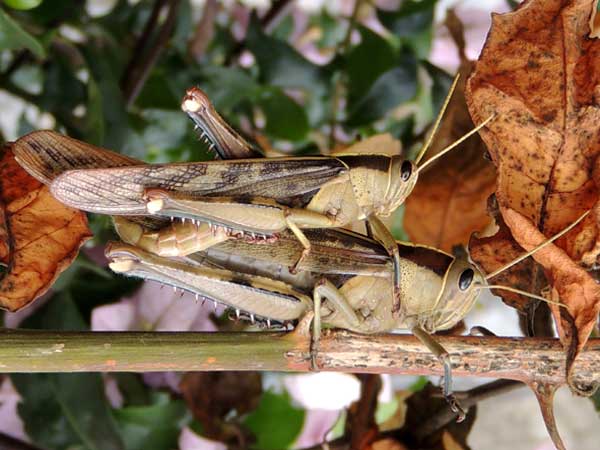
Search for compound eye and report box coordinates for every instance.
[400,160,413,181]
[458,268,474,291]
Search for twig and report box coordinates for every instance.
[224,0,294,65]
[260,0,294,33]
[348,374,381,450]
[121,0,181,108]
[0,432,47,450]
[188,0,219,63]
[0,327,599,390]
[120,0,167,94]
[328,0,362,148]
[413,379,522,439]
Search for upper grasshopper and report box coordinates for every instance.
[35,77,493,315]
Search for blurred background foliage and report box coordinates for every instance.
[0,1,515,449]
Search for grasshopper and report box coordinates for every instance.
[45,77,494,315]
[106,210,586,420]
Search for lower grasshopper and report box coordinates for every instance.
[43,77,494,315]
[106,211,587,420]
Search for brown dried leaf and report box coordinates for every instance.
[469,199,549,316]
[501,207,600,372]
[404,140,495,253]
[466,0,600,364]
[467,0,600,239]
[372,438,409,450]
[0,204,8,265]
[0,146,92,312]
[404,13,495,253]
[179,371,262,445]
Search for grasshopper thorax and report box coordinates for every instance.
[419,257,485,333]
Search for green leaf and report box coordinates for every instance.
[310,9,346,49]
[345,50,418,127]
[199,65,260,111]
[377,0,437,58]
[422,61,453,116]
[0,8,45,57]
[135,71,180,110]
[243,391,305,450]
[170,0,193,54]
[3,0,43,10]
[346,26,396,107]
[125,109,193,162]
[375,397,400,424]
[377,0,437,38]
[258,88,309,141]
[409,376,429,392]
[113,374,152,407]
[39,48,86,114]
[84,76,105,145]
[271,13,295,42]
[82,28,129,149]
[245,13,328,94]
[25,0,84,26]
[113,393,189,450]
[11,293,125,450]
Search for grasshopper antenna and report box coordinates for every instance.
[484,210,590,281]
[416,114,495,173]
[475,285,564,307]
[414,73,461,165]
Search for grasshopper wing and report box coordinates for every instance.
[12,130,141,184]
[50,158,347,215]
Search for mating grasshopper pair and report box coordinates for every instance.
[14,80,563,420]
[44,77,493,318]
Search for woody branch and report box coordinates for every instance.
[1,324,598,389]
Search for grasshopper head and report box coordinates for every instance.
[341,155,419,217]
[420,257,485,333]
[380,156,418,216]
